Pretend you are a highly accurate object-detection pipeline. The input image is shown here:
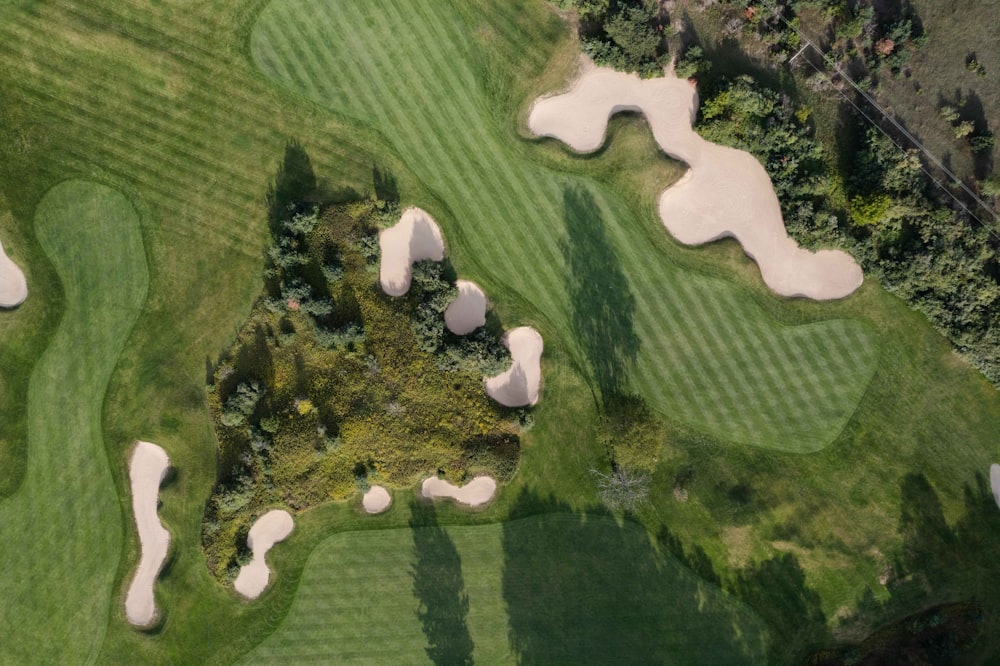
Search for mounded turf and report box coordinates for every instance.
[251,0,878,452]
[0,180,148,663]
[244,512,768,664]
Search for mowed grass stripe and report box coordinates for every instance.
[251,0,877,450]
[244,514,767,665]
[3,90,257,250]
[324,0,568,318]
[0,181,148,664]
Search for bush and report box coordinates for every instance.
[221,381,263,427]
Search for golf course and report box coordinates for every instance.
[0,0,998,663]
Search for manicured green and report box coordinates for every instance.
[0,0,997,664]
[0,180,148,664]
[244,511,768,664]
[251,0,878,452]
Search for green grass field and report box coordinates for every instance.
[244,510,767,665]
[0,181,148,663]
[0,0,997,663]
[251,0,878,453]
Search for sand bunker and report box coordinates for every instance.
[421,475,497,507]
[528,57,863,300]
[379,207,445,297]
[234,509,294,600]
[362,485,392,514]
[0,239,28,308]
[991,465,1000,509]
[485,326,543,407]
[125,441,171,627]
[444,279,488,335]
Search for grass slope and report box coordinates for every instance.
[251,0,878,453]
[244,512,768,665]
[0,180,148,664]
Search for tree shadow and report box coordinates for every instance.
[560,185,639,402]
[811,470,1000,662]
[502,489,767,665]
[957,90,994,180]
[372,163,400,204]
[735,551,830,664]
[266,141,318,235]
[409,498,475,666]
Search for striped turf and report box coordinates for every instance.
[243,513,768,664]
[0,181,148,664]
[251,0,879,452]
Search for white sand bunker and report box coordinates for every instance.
[379,206,445,297]
[991,465,1000,509]
[444,279,488,335]
[528,57,863,300]
[421,475,497,507]
[362,485,392,514]
[125,441,171,627]
[485,326,543,407]
[233,509,294,600]
[0,239,28,308]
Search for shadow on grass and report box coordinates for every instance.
[810,470,1000,662]
[561,185,638,401]
[409,499,475,666]
[502,489,767,665]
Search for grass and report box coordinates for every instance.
[243,509,768,665]
[251,0,878,452]
[0,0,996,663]
[0,180,148,663]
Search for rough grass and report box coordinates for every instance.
[251,0,878,452]
[0,180,148,663]
[0,0,996,663]
[243,511,768,665]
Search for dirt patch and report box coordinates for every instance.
[485,326,543,407]
[444,279,487,335]
[528,56,863,300]
[124,441,171,627]
[379,207,445,297]
[0,239,28,308]
[234,509,294,600]
[362,485,392,514]
[421,475,497,507]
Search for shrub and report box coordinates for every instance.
[221,381,263,427]
[592,466,649,512]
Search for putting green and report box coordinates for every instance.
[243,512,768,664]
[0,181,148,663]
[251,0,878,452]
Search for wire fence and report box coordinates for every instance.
[738,0,1000,242]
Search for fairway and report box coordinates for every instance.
[251,0,878,452]
[0,181,148,663]
[0,0,998,663]
[244,512,768,664]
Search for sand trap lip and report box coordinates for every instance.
[444,279,488,335]
[234,509,294,600]
[485,326,543,407]
[528,56,863,301]
[125,441,171,627]
[379,207,445,297]
[421,475,497,507]
[362,485,392,514]
[991,465,1000,509]
[0,239,28,308]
